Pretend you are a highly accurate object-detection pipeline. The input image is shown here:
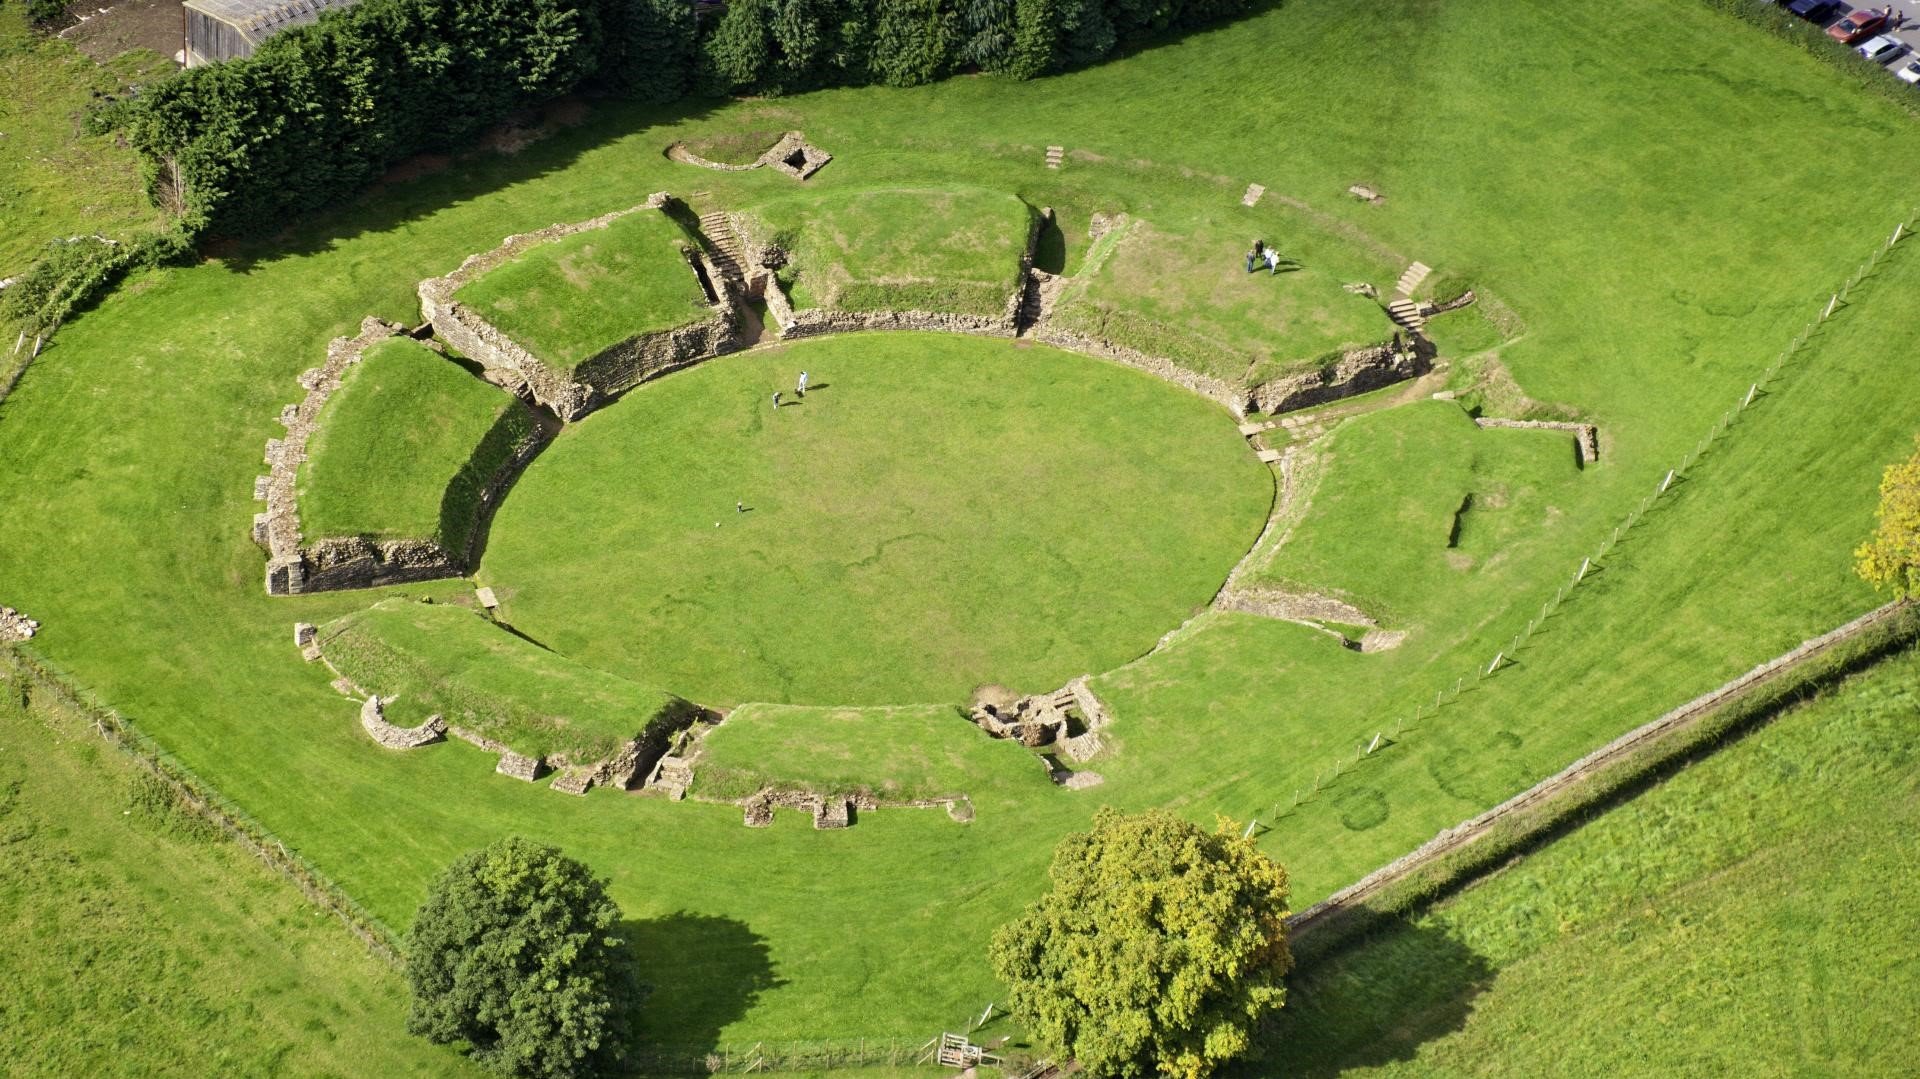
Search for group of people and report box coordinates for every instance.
[1244,239,1295,275]
[771,369,809,408]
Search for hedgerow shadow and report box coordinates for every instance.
[625,910,784,1055]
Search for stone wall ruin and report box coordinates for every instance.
[666,131,832,180]
[359,695,448,749]
[417,194,743,421]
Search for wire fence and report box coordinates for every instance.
[625,1037,950,1075]
[1261,211,1916,824]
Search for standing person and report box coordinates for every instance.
[771,390,782,409]
[1245,239,1265,274]
[796,370,809,397]
[1265,247,1282,275]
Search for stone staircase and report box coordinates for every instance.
[697,211,748,289]
[1045,145,1064,169]
[1387,260,1432,333]
[650,755,694,800]
[1393,261,1431,297]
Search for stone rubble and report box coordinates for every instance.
[0,606,39,642]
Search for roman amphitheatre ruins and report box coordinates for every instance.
[3,2,1919,1075]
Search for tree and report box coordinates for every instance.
[407,837,641,1079]
[1856,435,1920,600]
[990,808,1291,1079]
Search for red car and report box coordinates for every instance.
[1828,9,1891,43]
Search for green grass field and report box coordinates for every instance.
[480,333,1269,706]
[299,336,534,551]
[742,187,1035,315]
[1050,208,1399,384]
[453,208,712,371]
[319,598,688,764]
[0,8,172,279]
[1267,643,1920,1076]
[0,653,477,1077]
[1,0,1918,1061]
[692,702,1046,804]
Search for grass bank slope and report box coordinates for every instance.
[1051,209,1398,385]
[320,598,687,763]
[454,208,711,371]
[1269,644,1920,1076]
[299,336,535,552]
[743,186,1035,316]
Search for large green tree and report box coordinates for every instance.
[990,808,1292,1079]
[407,837,641,1079]
[1856,435,1920,600]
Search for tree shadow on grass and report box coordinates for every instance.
[1232,915,1495,1078]
[624,911,785,1056]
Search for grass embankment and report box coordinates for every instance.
[454,208,711,371]
[3,0,1920,1051]
[1251,399,1586,627]
[0,8,172,279]
[480,333,1270,706]
[1268,643,1920,1076]
[299,336,534,552]
[0,651,475,1077]
[1050,209,1399,385]
[693,702,1046,804]
[319,598,688,764]
[743,186,1035,315]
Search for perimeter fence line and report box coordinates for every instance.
[1262,211,1916,824]
[0,644,402,963]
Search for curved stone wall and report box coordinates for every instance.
[258,318,548,596]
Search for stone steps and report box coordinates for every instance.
[1387,297,1427,331]
[1045,145,1064,169]
[1394,260,1431,297]
[697,212,748,284]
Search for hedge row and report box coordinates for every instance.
[123,0,1258,237]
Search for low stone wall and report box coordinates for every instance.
[1474,416,1601,464]
[1029,324,1250,416]
[448,724,546,781]
[359,695,448,749]
[666,132,831,180]
[1249,341,1429,416]
[417,195,743,421]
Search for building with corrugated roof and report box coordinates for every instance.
[182,0,359,67]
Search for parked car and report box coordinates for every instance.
[1787,0,1843,20]
[1828,9,1890,43]
[1857,33,1908,63]
[1897,57,1920,83]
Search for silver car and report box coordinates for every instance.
[1856,34,1908,64]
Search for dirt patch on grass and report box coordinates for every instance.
[61,0,182,64]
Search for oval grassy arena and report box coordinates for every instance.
[482,333,1273,705]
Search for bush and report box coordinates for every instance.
[24,0,66,28]
[0,229,193,336]
[407,837,641,1079]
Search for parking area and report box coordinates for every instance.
[1788,3,1920,79]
